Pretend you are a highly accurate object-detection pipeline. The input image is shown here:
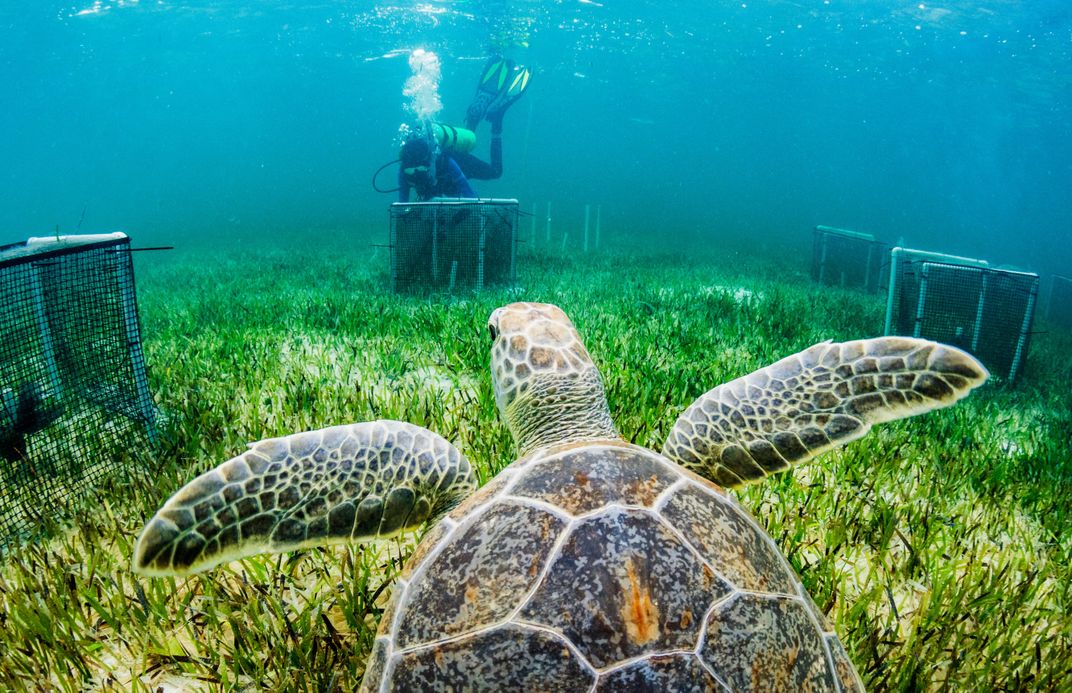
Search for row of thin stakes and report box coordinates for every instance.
[530,202,603,253]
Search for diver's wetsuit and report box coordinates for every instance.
[398,155,475,202]
[398,121,504,202]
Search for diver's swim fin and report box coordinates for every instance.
[480,55,511,92]
[485,65,531,122]
[465,55,514,130]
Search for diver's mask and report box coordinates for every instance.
[400,120,440,182]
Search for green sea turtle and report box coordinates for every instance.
[134,302,987,691]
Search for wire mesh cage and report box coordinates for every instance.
[1044,274,1072,331]
[884,247,1039,383]
[0,233,157,547]
[811,225,889,293]
[390,199,518,293]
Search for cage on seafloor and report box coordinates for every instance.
[0,232,157,548]
[389,199,519,293]
[1043,274,1072,331]
[811,225,889,293]
[883,247,1039,383]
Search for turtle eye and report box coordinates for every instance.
[488,323,498,341]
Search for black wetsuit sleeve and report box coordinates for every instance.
[398,168,411,202]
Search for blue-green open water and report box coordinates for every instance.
[1,1,1069,273]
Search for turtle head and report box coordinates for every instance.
[488,303,620,456]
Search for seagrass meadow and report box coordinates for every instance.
[0,230,1070,691]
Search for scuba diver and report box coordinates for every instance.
[398,56,531,202]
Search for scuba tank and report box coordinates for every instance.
[430,123,476,153]
[422,121,475,185]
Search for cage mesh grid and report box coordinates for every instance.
[390,199,518,293]
[1045,275,1072,330]
[0,234,156,546]
[884,248,1038,383]
[811,225,889,293]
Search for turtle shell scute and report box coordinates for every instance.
[700,593,837,691]
[510,445,679,515]
[660,483,799,595]
[390,624,595,692]
[395,500,566,649]
[519,507,732,669]
[597,654,727,692]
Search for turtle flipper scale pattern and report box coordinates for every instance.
[133,420,476,576]
[662,337,988,487]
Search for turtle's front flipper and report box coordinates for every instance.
[133,420,477,576]
[662,338,988,488]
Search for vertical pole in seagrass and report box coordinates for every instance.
[531,202,537,247]
[595,205,602,249]
[545,202,552,244]
[561,232,568,254]
[583,204,590,253]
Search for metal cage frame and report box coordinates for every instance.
[389,198,519,293]
[0,232,156,546]
[811,225,889,293]
[884,247,1038,383]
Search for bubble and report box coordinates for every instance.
[402,48,442,121]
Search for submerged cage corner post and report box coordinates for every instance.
[811,225,889,293]
[884,247,1039,383]
[389,198,519,293]
[1044,274,1072,330]
[0,232,158,547]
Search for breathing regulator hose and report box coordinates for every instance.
[372,159,401,194]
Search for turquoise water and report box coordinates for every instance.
[1,2,1069,272]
